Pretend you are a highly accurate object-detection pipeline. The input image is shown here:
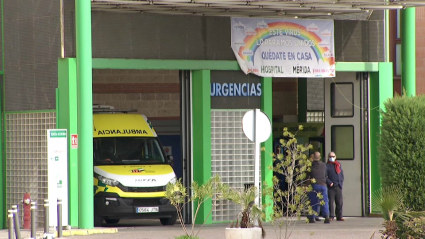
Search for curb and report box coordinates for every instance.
[56,228,118,237]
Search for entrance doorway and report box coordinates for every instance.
[324,72,364,216]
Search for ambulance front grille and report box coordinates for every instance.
[118,184,166,192]
[122,198,162,206]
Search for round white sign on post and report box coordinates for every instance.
[242,109,272,143]
[242,109,272,210]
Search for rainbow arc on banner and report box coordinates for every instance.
[237,22,335,66]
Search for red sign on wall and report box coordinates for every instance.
[71,134,78,149]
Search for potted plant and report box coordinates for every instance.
[221,185,266,239]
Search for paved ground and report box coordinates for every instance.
[1,217,385,239]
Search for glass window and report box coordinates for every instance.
[396,44,402,76]
[331,126,354,160]
[331,83,354,117]
[93,137,166,165]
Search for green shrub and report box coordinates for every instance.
[379,95,425,211]
[394,211,425,238]
[401,216,425,238]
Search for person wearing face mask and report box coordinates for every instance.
[326,151,345,221]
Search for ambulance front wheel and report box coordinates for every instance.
[94,213,104,227]
[160,212,177,226]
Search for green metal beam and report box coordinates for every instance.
[58,58,79,227]
[401,7,416,96]
[369,62,393,213]
[94,58,382,72]
[76,0,94,229]
[93,58,241,71]
[335,62,379,72]
[261,77,273,221]
[192,70,212,225]
[5,110,56,114]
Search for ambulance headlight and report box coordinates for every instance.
[97,175,119,186]
[168,176,177,185]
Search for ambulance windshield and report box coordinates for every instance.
[93,137,166,165]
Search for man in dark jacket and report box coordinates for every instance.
[307,151,330,224]
[326,151,345,221]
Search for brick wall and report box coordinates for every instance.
[93,69,180,118]
[93,69,300,120]
[272,78,298,118]
[417,8,425,95]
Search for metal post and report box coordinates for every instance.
[30,202,36,239]
[8,213,14,239]
[401,7,416,97]
[253,109,260,208]
[76,0,94,229]
[44,199,49,234]
[57,198,62,237]
[12,205,21,239]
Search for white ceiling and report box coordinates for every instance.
[91,0,425,20]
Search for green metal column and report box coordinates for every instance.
[58,58,79,227]
[369,62,393,213]
[192,70,212,224]
[298,78,307,122]
[0,80,3,229]
[261,77,273,221]
[0,0,5,229]
[75,0,93,228]
[401,7,416,96]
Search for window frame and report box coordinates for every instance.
[331,82,354,118]
[331,125,355,160]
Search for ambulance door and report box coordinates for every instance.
[324,72,362,216]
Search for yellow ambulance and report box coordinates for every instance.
[93,106,177,226]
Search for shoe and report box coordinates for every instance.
[308,218,316,223]
[324,217,331,224]
[315,217,321,222]
[329,217,334,221]
[337,218,345,221]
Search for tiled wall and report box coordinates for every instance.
[211,110,256,222]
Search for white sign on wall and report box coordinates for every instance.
[163,146,172,156]
[231,18,335,78]
[47,129,69,227]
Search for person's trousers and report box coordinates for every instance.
[308,184,329,219]
[328,186,343,219]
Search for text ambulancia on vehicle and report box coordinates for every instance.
[92,105,177,226]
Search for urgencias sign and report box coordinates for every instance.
[210,83,262,97]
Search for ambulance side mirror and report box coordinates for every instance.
[167,155,174,167]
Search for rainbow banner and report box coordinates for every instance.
[231,18,335,78]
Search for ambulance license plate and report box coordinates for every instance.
[136,207,159,213]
